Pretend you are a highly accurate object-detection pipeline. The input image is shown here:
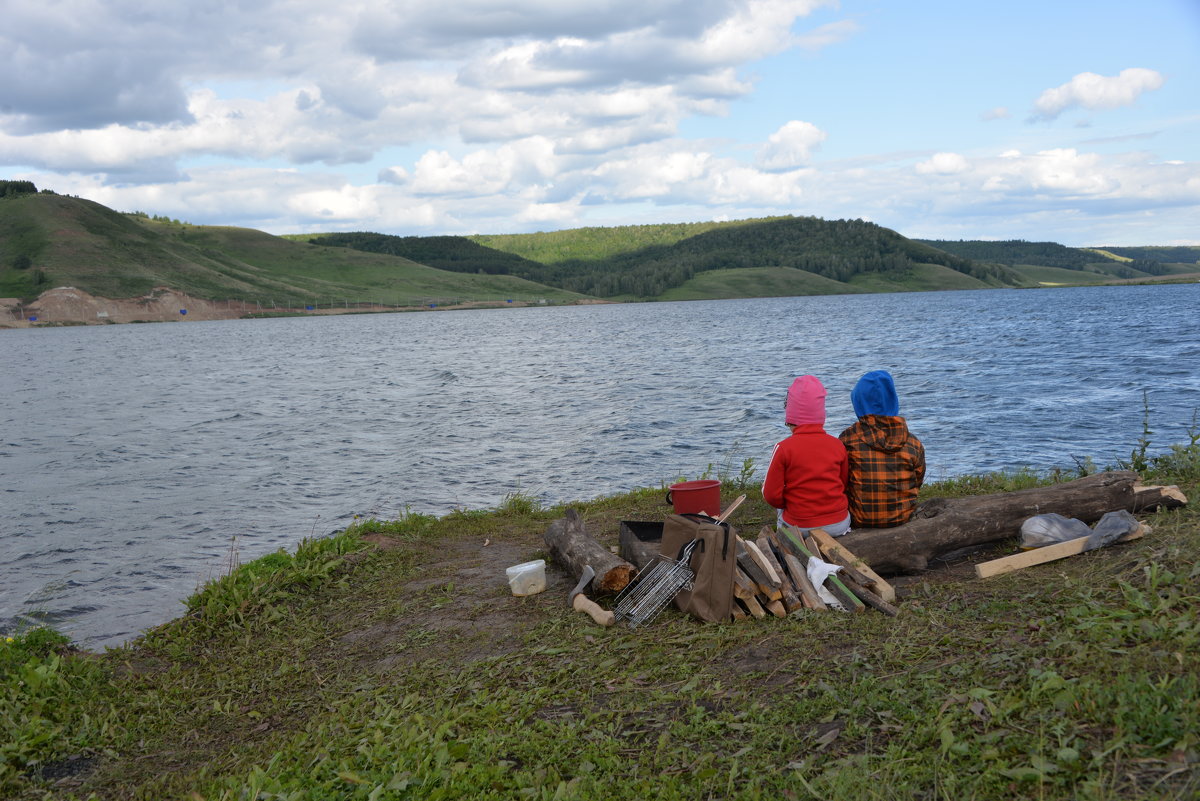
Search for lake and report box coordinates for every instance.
[3,284,1199,649]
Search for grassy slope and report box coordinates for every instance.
[1008,264,1117,286]
[846,262,1001,293]
[182,225,586,305]
[655,267,872,301]
[0,195,584,305]
[4,440,1198,800]
[470,218,786,264]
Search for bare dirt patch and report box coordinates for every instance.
[336,534,574,670]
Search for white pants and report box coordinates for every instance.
[777,511,851,537]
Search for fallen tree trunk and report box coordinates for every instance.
[543,508,636,594]
[838,470,1150,574]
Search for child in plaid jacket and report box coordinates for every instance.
[838,370,926,528]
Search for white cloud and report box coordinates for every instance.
[915,152,970,175]
[794,19,860,51]
[1032,68,1165,121]
[981,107,1009,121]
[756,120,827,170]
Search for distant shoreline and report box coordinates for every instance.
[0,286,615,329]
[3,276,1196,330]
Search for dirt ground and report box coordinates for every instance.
[334,520,999,674]
[0,287,611,329]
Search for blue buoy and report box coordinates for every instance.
[28,316,37,322]
[180,309,187,315]
[305,305,314,311]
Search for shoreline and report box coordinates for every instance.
[4,276,1196,330]
[2,458,1196,799]
[0,286,614,329]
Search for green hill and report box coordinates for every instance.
[0,192,584,305]
[5,184,1190,310]
[917,238,1173,278]
[655,266,871,301]
[470,216,1021,297]
[1090,245,1200,270]
[470,218,782,263]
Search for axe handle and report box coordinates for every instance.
[572,593,615,626]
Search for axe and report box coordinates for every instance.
[568,565,615,626]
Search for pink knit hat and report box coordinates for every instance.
[785,375,826,426]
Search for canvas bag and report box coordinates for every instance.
[659,513,736,623]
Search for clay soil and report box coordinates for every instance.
[1,287,609,329]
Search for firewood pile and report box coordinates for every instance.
[728,526,896,620]
[541,473,1188,628]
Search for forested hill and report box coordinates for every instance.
[529,216,1019,296]
[1092,245,1200,266]
[917,238,1170,277]
[310,233,545,276]
[314,216,1021,298]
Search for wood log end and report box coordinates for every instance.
[596,565,636,594]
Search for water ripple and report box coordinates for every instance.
[2,284,1199,649]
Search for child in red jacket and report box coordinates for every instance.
[762,375,851,536]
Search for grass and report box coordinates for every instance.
[655,267,870,301]
[470,218,783,265]
[2,440,1198,800]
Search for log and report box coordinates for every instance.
[837,471,1146,575]
[543,509,636,594]
[1133,483,1188,512]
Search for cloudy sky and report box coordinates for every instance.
[3,0,1198,245]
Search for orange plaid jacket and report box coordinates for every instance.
[838,415,925,528]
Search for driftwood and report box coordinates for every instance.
[544,509,636,594]
[837,470,1181,575]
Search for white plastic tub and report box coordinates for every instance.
[505,559,547,596]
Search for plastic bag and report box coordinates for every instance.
[1019,513,1091,549]
[1084,509,1139,551]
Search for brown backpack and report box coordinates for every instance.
[660,513,737,623]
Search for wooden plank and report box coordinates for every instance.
[735,538,782,601]
[741,593,768,619]
[974,524,1147,579]
[764,599,788,618]
[743,538,782,585]
[777,528,864,613]
[841,576,898,617]
[781,551,826,610]
[731,566,757,600]
[757,530,803,612]
[808,529,896,604]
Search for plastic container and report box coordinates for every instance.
[666,479,721,516]
[505,559,547,596]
